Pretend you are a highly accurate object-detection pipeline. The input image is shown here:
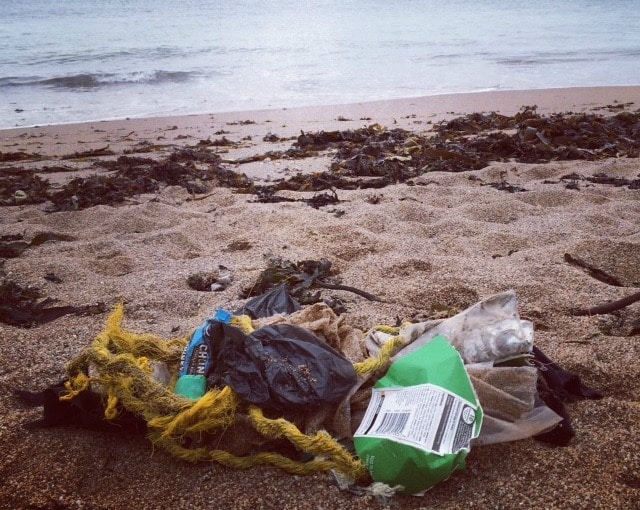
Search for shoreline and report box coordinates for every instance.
[3,84,640,132]
[3,85,640,163]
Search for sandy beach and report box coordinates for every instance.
[1,86,639,509]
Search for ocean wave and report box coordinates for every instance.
[22,46,206,66]
[497,48,640,67]
[0,70,199,89]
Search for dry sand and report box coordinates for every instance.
[1,86,639,509]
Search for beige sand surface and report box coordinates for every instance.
[1,87,639,509]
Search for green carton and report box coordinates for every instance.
[354,335,483,494]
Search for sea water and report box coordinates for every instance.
[1,0,639,128]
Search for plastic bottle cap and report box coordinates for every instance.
[174,374,207,400]
[214,308,232,324]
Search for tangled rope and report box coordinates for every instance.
[61,304,403,480]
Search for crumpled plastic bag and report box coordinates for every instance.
[363,291,562,446]
[466,364,562,445]
[238,284,301,319]
[367,290,533,364]
[205,322,357,411]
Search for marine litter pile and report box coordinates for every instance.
[15,279,602,496]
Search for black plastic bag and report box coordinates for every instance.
[15,381,146,434]
[532,346,602,446]
[239,284,301,319]
[206,322,357,411]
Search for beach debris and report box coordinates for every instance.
[23,290,604,495]
[354,336,483,494]
[60,145,115,160]
[251,187,341,209]
[564,253,624,287]
[263,132,280,142]
[365,291,602,451]
[204,319,358,411]
[0,170,50,205]
[196,136,236,147]
[239,284,301,319]
[14,190,27,203]
[0,279,105,327]
[15,381,146,433]
[44,272,63,283]
[570,290,640,316]
[0,232,75,258]
[532,345,603,446]
[0,151,41,162]
[241,255,382,306]
[224,239,253,252]
[187,266,233,292]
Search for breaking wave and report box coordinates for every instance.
[496,48,640,67]
[0,70,198,89]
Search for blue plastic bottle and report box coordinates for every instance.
[174,309,231,399]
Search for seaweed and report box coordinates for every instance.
[226,120,256,126]
[251,187,340,209]
[0,151,42,162]
[564,253,623,287]
[4,107,640,211]
[48,151,235,210]
[0,171,50,205]
[434,111,515,135]
[196,137,236,147]
[484,181,527,193]
[263,133,280,142]
[241,255,381,306]
[570,290,640,316]
[60,146,115,160]
[241,256,336,299]
[187,266,232,292]
[48,174,154,210]
[0,279,105,327]
[557,172,640,190]
[0,232,75,258]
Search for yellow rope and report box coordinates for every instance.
[353,335,404,375]
[147,386,239,439]
[372,324,400,335]
[105,389,119,420]
[60,305,409,481]
[150,432,350,475]
[59,372,91,401]
[248,406,366,479]
[230,314,254,333]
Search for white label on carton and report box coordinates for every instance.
[354,383,477,455]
